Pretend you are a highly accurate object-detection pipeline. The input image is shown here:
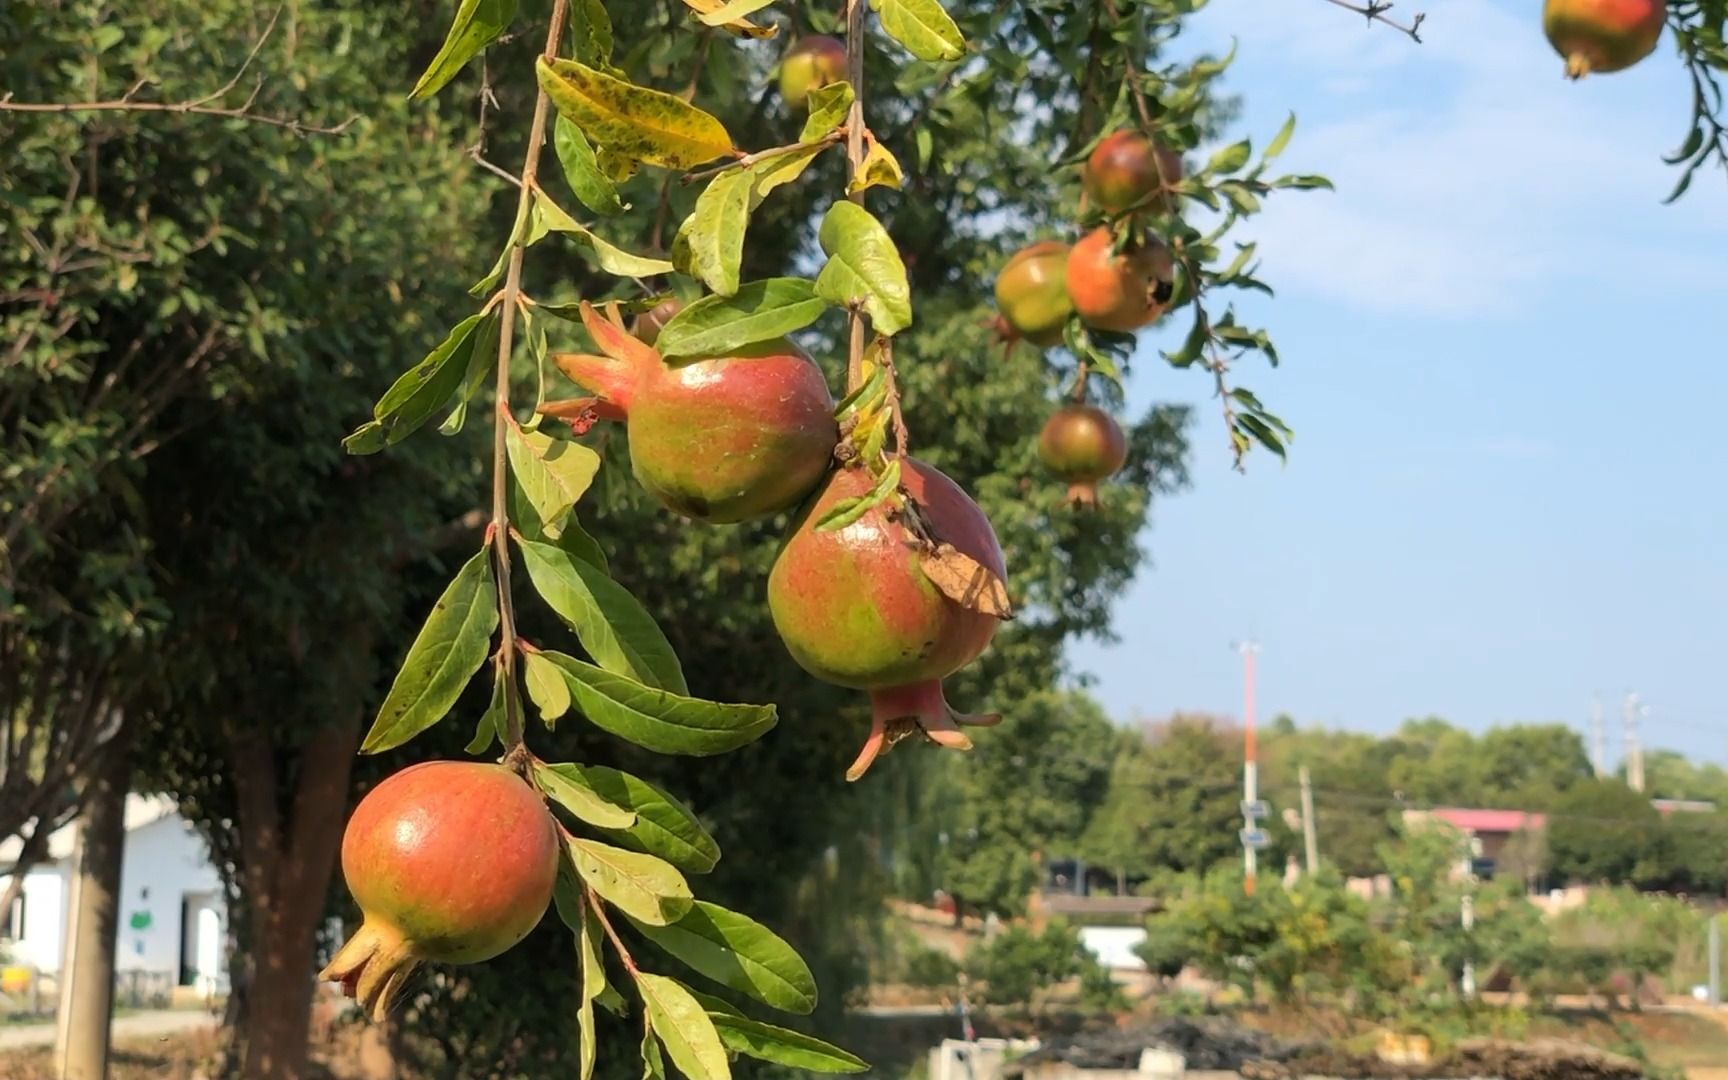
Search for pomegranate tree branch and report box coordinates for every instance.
[0,6,359,135]
[843,0,869,393]
[490,0,572,751]
[584,885,640,975]
[1318,0,1426,42]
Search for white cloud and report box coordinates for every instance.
[1184,0,1728,316]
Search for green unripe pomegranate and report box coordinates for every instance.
[319,762,559,1021]
[768,458,1005,780]
[779,35,847,107]
[994,241,1074,348]
[1543,0,1665,78]
[548,302,838,524]
[1039,405,1128,505]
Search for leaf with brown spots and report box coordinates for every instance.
[536,57,734,170]
[918,543,1013,619]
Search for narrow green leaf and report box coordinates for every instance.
[535,195,677,277]
[576,765,720,873]
[814,458,901,533]
[801,83,854,142]
[535,761,638,829]
[871,0,965,61]
[1263,111,1296,162]
[638,974,732,1080]
[363,548,499,753]
[370,314,483,446]
[410,0,517,101]
[569,838,693,925]
[517,539,687,693]
[569,0,614,66]
[342,421,388,456]
[655,279,828,360]
[465,661,507,754]
[672,169,754,297]
[556,115,628,216]
[523,649,574,725]
[1205,138,1253,176]
[630,902,817,1014]
[440,309,502,435]
[710,1014,868,1073]
[541,652,777,756]
[507,424,602,538]
[537,57,733,169]
[555,844,586,931]
[813,202,912,335]
[578,895,606,1080]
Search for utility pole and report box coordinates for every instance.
[1235,640,1262,897]
[1299,765,1319,875]
[1590,693,1606,778]
[1624,691,1647,793]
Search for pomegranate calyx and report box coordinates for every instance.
[318,920,420,1022]
[848,681,1001,782]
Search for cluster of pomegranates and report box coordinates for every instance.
[1542,0,1666,79]
[993,130,1179,506]
[547,301,1006,783]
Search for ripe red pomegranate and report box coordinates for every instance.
[768,459,1005,780]
[1082,130,1184,215]
[994,241,1074,348]
[631,297,682,346]
[1543,0,1665,78]
[779,35,847,106]
[549,302,838,523]
[1065,227,1173,333]
[319,761,558,1020]
[1039,405,1128,505]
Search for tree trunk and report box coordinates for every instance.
[55,743,131,1080]
[230,719,359,1080]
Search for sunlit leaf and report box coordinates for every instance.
[506,424,602,538]
[710,1014,868,1073]
[638,974,731,1080]
[568,837,693,925]
[655,279,828,360]
[813,202,912,335]
[523,649,575,725]
[410,0,517,101]
[871,0,965,62]
[535,760,638,829]
[630,901,818,1014]
[517,538,686,693]
[541,652,777,755]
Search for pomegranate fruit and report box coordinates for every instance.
[319,761,559,1020]
[768,458,1005,781]
[1082,130,1184,215]
[631,297,682,346]
[994,241,1074,348]
[779,35,847,107]
[1039,405,1128,505]
[548,302,838,524]
[1543,0,1665,78]
[1065,227,1173,333]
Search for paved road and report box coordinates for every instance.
[0,1008,218,1051]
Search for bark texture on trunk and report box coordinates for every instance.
[229,719,359,1080]
[55,745,131,1080]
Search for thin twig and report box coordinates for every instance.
[0,6,358,135]
[468,150,525,188]
[489,0,573,752]
[585,885,640,975]
[1319,0,1425,42]
[680,131,843,184]
[843,0,869,393]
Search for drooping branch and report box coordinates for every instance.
[488,0,574,755]
[0,7,360,134]
[843,0,870,393]
[1318,0,1426,42]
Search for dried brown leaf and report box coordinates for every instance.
[918,543,1013,619]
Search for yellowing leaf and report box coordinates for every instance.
[639,974,732,1080]
[683,0,780,37]
[537,57,734,169]
[801,83,853,143]
[568,838,693,926]
[506,423,601,538]
[533,195,676,278]
[918,541,1013,618]
[672,169,755,297]
[872,0,965,62]
[848,136,904,195]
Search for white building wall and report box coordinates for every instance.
[1,867,69,972]
[1077,925,1147,971]
[112,815,225,977]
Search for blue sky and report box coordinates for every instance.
[1065,0,1728,766]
